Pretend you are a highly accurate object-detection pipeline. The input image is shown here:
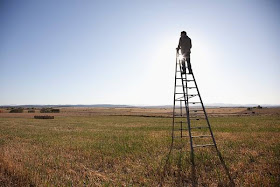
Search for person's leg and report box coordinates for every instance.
[182,60,187,74]
[181,52,187,74]
[186,57,192,74]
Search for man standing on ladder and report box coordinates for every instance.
[177,31,192,74]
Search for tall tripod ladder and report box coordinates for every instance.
[169,51,234,186]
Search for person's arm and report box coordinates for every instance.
[177,38,181,52]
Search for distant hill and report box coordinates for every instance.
[1,104,280,108]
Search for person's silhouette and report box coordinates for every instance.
[177,31,192,74]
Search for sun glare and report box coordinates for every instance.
[178,54,184,61]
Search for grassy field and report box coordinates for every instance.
[0,109,279,186]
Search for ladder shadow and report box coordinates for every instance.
[215,149,235,187]
[160,141,197,186]
[194,147,235,186]
[161,144,235,187]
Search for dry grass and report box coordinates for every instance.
[1,107,279,118]
[0,108,279,186]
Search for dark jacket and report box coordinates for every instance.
[178,35,192,56]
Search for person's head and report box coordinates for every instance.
[181,31,187,36]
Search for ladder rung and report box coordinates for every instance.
[190,118,205,121]
[188,95,198,98]
[189,94,198,96]
[175,85,186,87]
[176,96,184,100]
[191,126,209,129]
[190,118,201,121]
[191,135,211,138]
[173,118,206,122]
[173,136,188,138]
[189,110,204,112]
[176,71,192,73]
[189,114,204,116]
[175,86,196,88]
[191,119,206,121]
[189,115,205,117]
[190,116,205,118]
[176,78,193,81]
[173,117,205,120]
[175,93,186,94]
[173,128,188,131]
[175,100,201,102]
[190,118,206,121]
[193,144,215,148]
[190,117,206,120]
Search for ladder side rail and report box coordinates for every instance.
[192,73,235,186]
[179,59,196,186]
[171,53,179,142]
[179,61,193,149]
[184,75,194,151]
[191,74,218,147]
[164,50,182,179]
[180,100,183,137]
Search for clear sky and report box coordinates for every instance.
[1,0,280,106]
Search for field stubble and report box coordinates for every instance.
[0,107,279,186]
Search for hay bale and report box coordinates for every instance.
[40,108,60,113]
[34,115,54,119]
[40,108,52,113]
[9,108,24,113]
[51,109,60,113]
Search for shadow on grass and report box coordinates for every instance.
[160,145,235,186]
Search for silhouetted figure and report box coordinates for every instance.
[177,31,192,74]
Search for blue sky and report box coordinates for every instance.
[1,0,279,105]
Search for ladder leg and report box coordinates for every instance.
[180,100,183,138]
[191,73,234,186]
[165,53,179,167]
[180,66,197,186]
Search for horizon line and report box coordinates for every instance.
[1,103,279,108]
